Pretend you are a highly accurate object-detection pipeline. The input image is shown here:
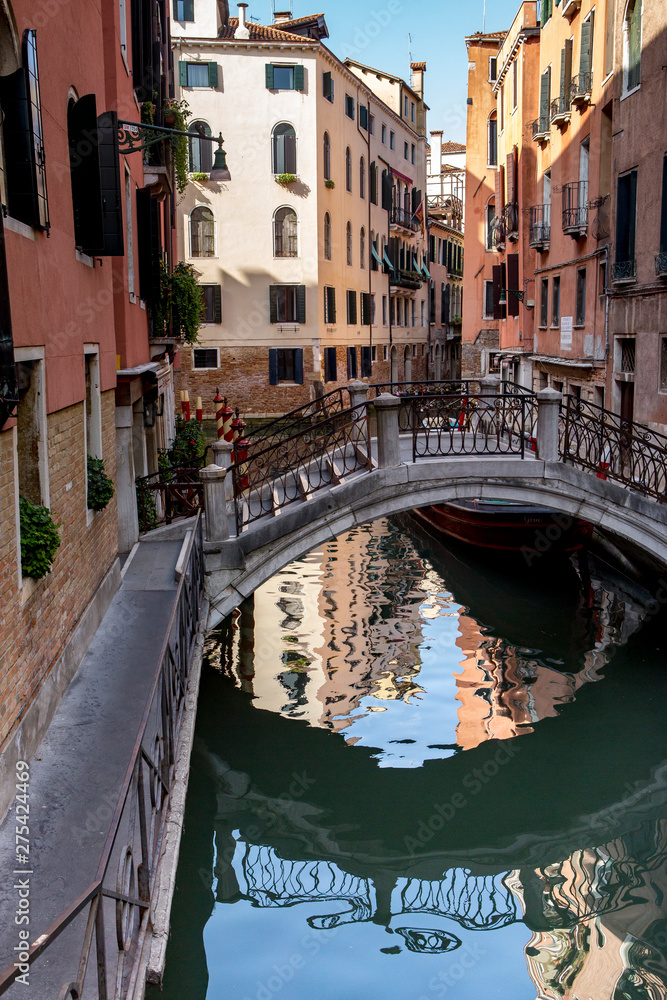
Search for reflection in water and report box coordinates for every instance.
[162,517,667,1000]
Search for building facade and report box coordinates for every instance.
[171,5,431,417]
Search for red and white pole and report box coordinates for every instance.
[182,389,191,422]
[196,395,203,424]
[222,397,234,442]
[214,388,224,439]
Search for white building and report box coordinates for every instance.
[171,4,431,418]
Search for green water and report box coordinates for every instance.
[162,516,667,1000]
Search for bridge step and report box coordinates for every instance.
[298,472,312,501]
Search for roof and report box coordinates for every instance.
[277,12,325,27]
[218,17,317,43]
[441,140,466,153]
[465,30,507,41]
[345,57,421,98]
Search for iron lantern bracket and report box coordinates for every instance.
[117,120,224,155]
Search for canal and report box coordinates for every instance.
[160,515,667,999]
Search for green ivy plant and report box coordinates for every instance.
[152,261,204,344]
[166,98,191,195]
[19,496,61,580]
[191,172,209,182]
[168,415,207,468]
[135,480,158,534]
[87,456,115,511]
[324,179,335,189]
[276,173,297,186]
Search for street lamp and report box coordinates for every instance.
[118,119,231,181]
[498,288,524,305]
[209,133,231,181]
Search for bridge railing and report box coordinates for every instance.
[561,395,667,501]
[412,392,538,461]
[246,386,351,447]
[369,381,480,432]
[232,404,373,532]
[0,515,205,1000]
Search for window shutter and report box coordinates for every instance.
[297,284,306,324]
[539,70,550,121]
[580,20,592,78]
[324,346,337,382]
[370,162,377,205]
[284,133,297,174]
[67,93,104,252]
[136,187,160,301]
[326,286,336,323]
[492,264,503,319]
[265,63,274,89]
[179,61,188,86]
[98,111,124,256]
[208,62,218,87]
[269,348,278,385]
[294,349,304,384]
[382,170,392,211]
[294,65,304,91]
[213,285,222,323]
[359,104,368,130]
[323,71,331,98]
[361,346,372,378]
[507,253,520,317]
[660,156,667,254]
[561,39,573,101]
[269,285,278,323]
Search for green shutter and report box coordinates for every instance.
[268,348,278,385]
[294,65,304,91]
[561,38,573,103]
[294,349,304,384]
[580,20,592,79]
[265,63,274,89]
[208,62,218,87]
[179,61,188,87]
[297,284,306,324]
[539,69,550,120]
[269,285,278,323]
[327,286,336,323]
[213,285,222,323]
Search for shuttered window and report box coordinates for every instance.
[359,104,368,130]
[347,290,357,325]
[68,94,103,252]
[265,65,305,91]
[272,123,297,174]
[324,286,336,323]
[626,0,641,91]
[360,292,371,326]
[575,267,586,326]
[269,284,305,324]
[269,348,303,384]
[539,68,551,124]
[507,253,520,318]
[541,0,552,26]
[540,279,549,327]
[323,133,331,181]
[136,187,160,302]
[487,115,498,166]
[347,346,358,379]
[23,31,48,231]
[180,62,218,87]
[361,345,372,378]
[345,94,355,119]
[370,162,378,205]
[189,121,213,173]
[324,346,337,382]
[98,111,124,256]
[579,16,594,81]
[616,170,637,263]
[551,276,560,327]
[560,39,573,106]
[323,71,334,102]
[201,285,222,324]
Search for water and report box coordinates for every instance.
[162,516,667,1000]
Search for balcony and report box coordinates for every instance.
[570,72,593,107]
[529,204,551,251]
[390,206,420,233]
[503,202,519,243]
[656,252,667,278]
[562,180,588,237]
[531,116,550,142]
[612,259,637,285]
[561,0,582,18]
[489,217,506,251]
[390,269,423,290]
[550,95,571,127]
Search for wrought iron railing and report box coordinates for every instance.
[390,206,420,232]
[246,387,350,446]
[562,180,588,233]
[490,217,506,249]
[529,204,551,247]
[531,115,550,141]
[656,252,667,277]
[611,259,637,283]
[561,395,667,501]
[390,269,423,290]
[136,467,204,533]
[503,201,519,239]
[0,515,205,999]
[411,392,538,461]
[370,381,478,431]
[570,71,593,103]
[232,404,373,531]
[550,94,571,121]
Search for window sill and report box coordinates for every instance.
[76,249,95,267]
[20,575,40,606]
[5,216,37,241]
[621,84,641,101]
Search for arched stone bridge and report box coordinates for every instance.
[199,381,667,627]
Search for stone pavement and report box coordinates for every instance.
[0,537,186,999]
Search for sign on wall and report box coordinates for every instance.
[560,316,573,351]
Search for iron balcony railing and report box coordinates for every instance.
[655,252,667,277]
[489,216,506,250]
[390,206,420,232]
[531,116,550,141]
[611,259,637,284]
[550,94,571,123]
[503,202,519,240]
[529,204,551,249]
[562,180,589,235]
[391,269,423,290]
[570,71,593,104]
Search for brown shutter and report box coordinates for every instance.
[506,152,516,205]
[492,265,503,319]
[507,253,520,317]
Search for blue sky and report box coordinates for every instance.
[252,1,524,142]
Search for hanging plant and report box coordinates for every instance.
[166,98,191,195]
[192,172,209,182]
[325,179,335,189]
[87,456,115,511]
[276,173,297,187]
[19,496,61,580]
[152,261,204,344]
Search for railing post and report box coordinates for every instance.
[478,375,500,435]
[536,388,563,462]
[199,464,230,541]
[373,393,402,469]
[212,438,235,502]
[347,379,369,414]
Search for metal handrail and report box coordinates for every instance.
[412,392,538,462]
[246,386,349,443]
[0,515,206,998]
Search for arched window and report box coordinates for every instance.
[404,186,411,214]
[359,156,365,198]
[624,0,642,92]
[487,111,498,167]
[323,132,331,181]
[485,198,496,250]
[272,122,297,175]
[360,227,366,269]
[324,212,332,259]
[346,221,353,265]
[190,206,215,257]
[189,121,212,173]
[345,146,352,191]
[274,206,298,257]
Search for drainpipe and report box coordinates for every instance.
[356,84,373,370]
[378,155,393,356]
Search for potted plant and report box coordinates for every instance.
[325,179,335,189]
[192,172,209,182]
[19,497,61,579]
[276,172,297,187]
[87,456,115,511]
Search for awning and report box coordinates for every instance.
[421,260,432,279]
[117,362,163,378]
[371,243,383,266]
[531,354,594,369]
[383,250,394,270]
[392,168,413,186]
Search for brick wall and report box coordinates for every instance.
[0,392,118,752]
[461,329,500,379]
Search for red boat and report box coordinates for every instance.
[412,499,593,554]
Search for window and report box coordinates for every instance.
[190,206,215,257]
[201,285,222,324]
[345,94,355,119]
[411,101,416,123]
[487,113,498,166]
[421,300,426,326]
[272,123,297,175]
[624,0,642,93]
[84,348,102,464]
[370,161,377,204]
[266,64,304,91]
[660,337,667,392]
[269,348,304,385]
[189,121,213,173]
[183,62,217,88]
[576,267,587,325]
[500,85,504,131]
[411,300,416,326]
[540,278,549,327]
[324,285,336,323]
[347,290,357,325]
[512,59,518,111]
[383,345,388,361]
[485,199,496,250]
[489,57,498,82]
[194,348,219,369]
[270,284,306,324]
[551,275,561,327]
[411,144,415,165]
[371,295,376,325]
[389,131,395,151]
[174,0,194,20]
[8,30,49,231]
[15,353,49,511]
[404,141,409,160]
[360,292,371,325]
[605,0,615,77]
[382,295,388,325]
[616,169,637,265]
[381,123,387,144]
[483,280,494,319]
[346,221,353,265]
[274,207,298,258]
[324,346,337,382]
[369,114,375,135]
[541,0,553,25]
[359,104,369,130]
[323,71,334,102]
[347,346,358,379]
[580,12,595,85]
[345,146,352,191]
[360,227,366,269]
[359,156,365,198]
[324,212,331,259]
[323,132,331,180]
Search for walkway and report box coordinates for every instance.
[0,534,194,999]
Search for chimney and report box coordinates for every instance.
[273,11,292,23]
[235,2,250,39]
[430,130,443,171]
[410,61,426,101]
